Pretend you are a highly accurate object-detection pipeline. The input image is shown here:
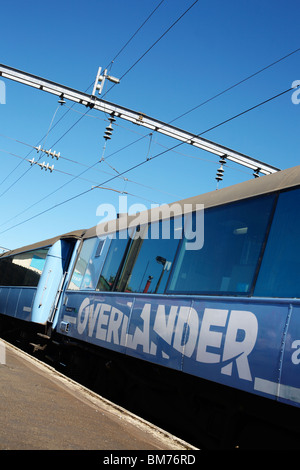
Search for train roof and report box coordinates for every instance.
[2,164,300,256]
[85,164,300,239]
[0,229,86,258]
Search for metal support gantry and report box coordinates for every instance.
[0,63,280,176]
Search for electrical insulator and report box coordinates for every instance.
[103,114,116,141]
[39,162,54,172]
[58,95,66,105]
[34,146,60,160]
[108,114,116,124]
[28,158,54,172]
[104,123,113,140]
[216,167,224,182]
[215,155,227,183]
[45,149,60,160]
[104,131,112,140]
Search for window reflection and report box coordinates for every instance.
[115,219,180,294]
[254,188,300,298]
[96,235,129,291]
[0,248,49,287]
[69,238,97,290]
[168,195,275,295]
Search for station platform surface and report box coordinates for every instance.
[0,341,196,451]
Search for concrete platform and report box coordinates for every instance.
[0,340,196,451]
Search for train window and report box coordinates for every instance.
[69,238,97,290]
[254,188,300,298]
[69,238,111,290]
[115,219,181,294]
[0,248,49,287]
[96,230,130,291]
[167,194,275,295]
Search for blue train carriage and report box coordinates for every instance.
[56,164,300,420]
[0,229,85,342]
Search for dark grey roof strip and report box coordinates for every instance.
[0,229,86,259]
[2,165,300,256]
[85,164,300,239]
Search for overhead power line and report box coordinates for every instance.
[103,0,200,96]
[0,3,296,236]
[0,103,63,192]
[170,46,300,124]
[0,134,178,230]
[119,0,199,81]
[0,62,279,174]
[0,83,292,236]
[108,0,166,65]
[0,0,177,198]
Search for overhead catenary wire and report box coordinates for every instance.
[0,0,199,205]
[34,0,173,170]
[106,0,166,66]
[0,84,292,236]
[1,38,296,223]
[0,130,180,195]
[0,4,294,198]
[170,45,300,124]
[0,0,179,202]
[0,122,250,216]
[0,103,65,198]
[0,152,160,227]
[0,0,199,221]
[0,114,250,180]
[0,4,296,238]
[84,0,167,94]
[119,0,199,82]
[3,40,296,174]
[0,104,62,188]
[0,136,178,230]
[102,0,200,97]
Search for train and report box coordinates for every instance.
[1,164,300,449]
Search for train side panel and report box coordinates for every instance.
[56,292,300,407]
[277,304,300,406]
[0,286,36,321]
[0,239,77,325]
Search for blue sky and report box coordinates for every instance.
[0,0,299,251]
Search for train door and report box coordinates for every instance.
[31,238,78,326]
